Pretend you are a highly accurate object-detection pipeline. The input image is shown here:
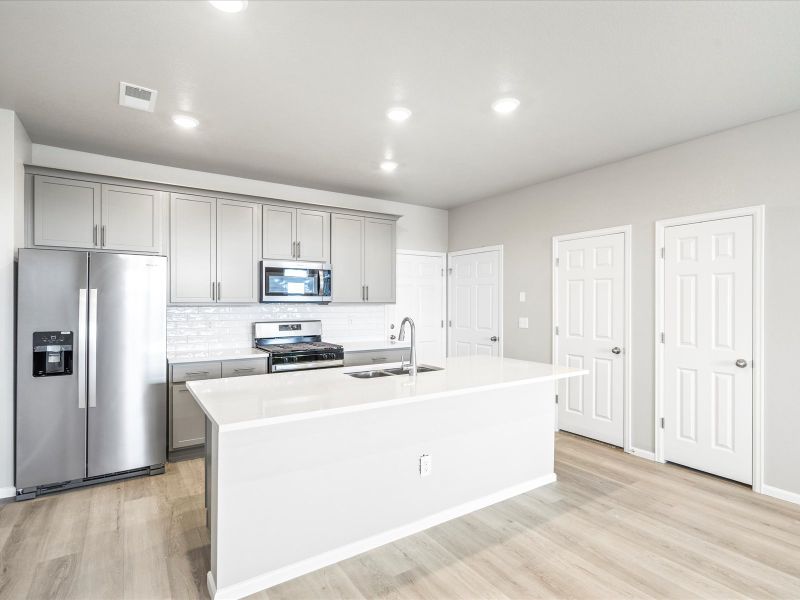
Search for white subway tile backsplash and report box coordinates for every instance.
[166,303,389,354]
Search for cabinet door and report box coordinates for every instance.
[217,199,261,303]
[33,175,100,248]
[101,184,162,253]
[170,193,216,303]
[171,383,205,449]
[331,214,364,302]
[363,218,396,303]
[262,205,296,260]
[296,209,330,262]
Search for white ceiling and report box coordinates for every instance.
[1,1,799,209]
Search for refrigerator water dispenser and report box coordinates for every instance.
[32,331,73,377]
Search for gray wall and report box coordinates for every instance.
[449,110,800,496]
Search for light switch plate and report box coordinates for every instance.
[519,292,526,302]
[518,317,529,329]
[419,454,432,477]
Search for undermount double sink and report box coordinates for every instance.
[347,365,443,379]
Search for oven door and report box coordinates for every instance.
[260,260,332,303]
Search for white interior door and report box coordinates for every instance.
[556,232,625,446]
[391,252,446,366]
[663,216,753,484]
[448,249,501,357]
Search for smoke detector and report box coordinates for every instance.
[118,82,158,112]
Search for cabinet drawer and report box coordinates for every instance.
[172,361,222,383]
[221,358,267,378]
[343,348,408,367]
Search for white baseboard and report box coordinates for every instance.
[628,447,656,462]
[761,484,800,506]
[208,473,557,600]
[0,486,16,499]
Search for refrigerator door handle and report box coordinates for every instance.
[78,289,88,409]
[88,288,98,408]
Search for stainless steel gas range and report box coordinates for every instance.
[254,320,344,373]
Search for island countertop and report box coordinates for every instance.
[186,355,585,432]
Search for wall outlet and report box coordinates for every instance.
[518,317,529,329]
[519,291,526,302]
[419,454,432,477]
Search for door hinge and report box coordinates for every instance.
[661,247,665,259]
[441,320,444,328]
[448,320,452,327]
[448,267,453,275]
[660,417,665,429]
[555,325,559,335]
[555,394,559,405]
[660,332,665,343]
[555,257,560,267]
[441,268,445,276]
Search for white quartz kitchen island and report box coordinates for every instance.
[188,355,585,600]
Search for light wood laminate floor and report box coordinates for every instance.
[2,432,799,599]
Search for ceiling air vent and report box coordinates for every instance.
[118,82,158,112]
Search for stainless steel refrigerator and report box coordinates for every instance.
[16,249,167,499]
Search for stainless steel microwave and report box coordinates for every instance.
[260,260,332,303]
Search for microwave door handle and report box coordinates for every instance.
[318,269,324,298]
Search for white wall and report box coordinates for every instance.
[30,145,449,253]
[448,110,800,498]
[0,110,31,497]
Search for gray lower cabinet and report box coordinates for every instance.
[170,193,261,304]
[33,175,163,252]
[169,358,267,452]
[343,347,408,367]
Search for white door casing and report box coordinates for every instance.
[391,251,446,367]
[555,232,626,447]
[663,215,754,484]
[448,247,502,358]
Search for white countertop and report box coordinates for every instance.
[187,355,586,431]
[167,348,268,364]
[333,339,410,353]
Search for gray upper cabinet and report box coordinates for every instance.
[331,214,365,302]
[217,199,261,303]
[170,193,216,303]
[170,194,261,304]
[101,184,162,253]
[262,205,296,260]
[263,205,330,262]
[363,218,396,303]
[33,175,101,248]
[296,209,330,262]
[33,175,162,253]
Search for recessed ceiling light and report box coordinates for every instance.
[173,114,199,129]
[380,160,398,173]
[386,107,412,122]
[492,97,520,114]
[209,0,248,13]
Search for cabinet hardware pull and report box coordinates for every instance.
[93,225,98,246]
[186,371,209,376]
[234,368,255,372]
[217,281,221,301]
[297,241,301,257]
[366,285,369,301]
[211,281,215,301]
[101,225,106,247]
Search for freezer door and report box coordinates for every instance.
[87,253,167,477]
[16,249,89,489]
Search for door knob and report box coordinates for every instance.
[611,347,622,355]
[735,359,748,368]
[490,336,499,342]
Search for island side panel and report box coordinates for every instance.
[212,380,555,597]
